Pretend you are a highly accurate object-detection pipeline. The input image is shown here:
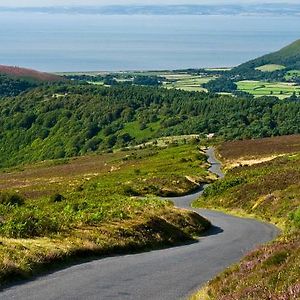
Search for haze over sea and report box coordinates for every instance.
[1,11,300,72]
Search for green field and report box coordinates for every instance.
[163,75,215,92]
[57,69,300,98]
[255,64,286,72]
[119,120,161,140]
[237,80,300,99]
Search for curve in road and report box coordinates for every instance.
[1,148,279,300]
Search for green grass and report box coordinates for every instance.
[192,140,300,300]
[119,121,161,141]
[255,64,286,72]
[0,142,212,285]
[237,80,300,99]
[88,81,104,85]
[205,68,231,72]
[164,75,215,92]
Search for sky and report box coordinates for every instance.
[1,0,300,6]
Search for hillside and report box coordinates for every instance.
[193,136,300,300]
[0,84,300,168]
[238,39,300,70]
[0,65,63,97]
[230,39,300,81]
[0,65,62,82]
[202,40,300,94]
[0,141,211,285]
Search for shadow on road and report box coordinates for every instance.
[201,225,224,237]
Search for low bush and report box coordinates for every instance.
[203,177,247,198]
[49,193,66,203]
[0,208,61,238]
[0,193,24,206]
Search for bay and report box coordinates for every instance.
[0,12,299,72]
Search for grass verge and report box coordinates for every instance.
[0,207,210,288]
[0,142,212,287]
[192,139,300,300]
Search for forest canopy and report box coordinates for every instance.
[0,84,299,168]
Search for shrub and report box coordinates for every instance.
[123,186,140,196]
[0,209,60,238]
[263,251,289,267]
[49,193,66,203]
[289,207,300,228]
[0,193,24,206]
[203,177,247,198]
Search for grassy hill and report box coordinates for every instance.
[192,136,300,300]
[239,39,300,70]
[230,39,300,81]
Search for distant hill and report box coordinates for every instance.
[203,39,300,93]
[229,39,300,81]
[0,65,62,82]
[0,65,63,97]
[236,39,300,72]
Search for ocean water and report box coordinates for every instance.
[0,12,299,72]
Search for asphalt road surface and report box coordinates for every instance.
[1,148,279,300]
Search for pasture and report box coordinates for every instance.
[237,80,300,98]
[163,75,215,92]
[255,64,285,72]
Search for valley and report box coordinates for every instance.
[0,38,299,299]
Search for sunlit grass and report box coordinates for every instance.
[0,141,211,285]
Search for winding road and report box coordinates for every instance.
[1,148,279,300]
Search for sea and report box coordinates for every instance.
[0,12,300,72]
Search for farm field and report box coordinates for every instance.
[237,80,300,99]
[255,64,285,72]
[192,137,300,300]
[63,69,300,98]
[0,141,212,285]
[163,75,215,92]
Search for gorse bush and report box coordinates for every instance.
[0,193,24,206]
[0,208,61,238]
[203,177,247,198]
[0,143,208,239]
[289,207,300,228]
[49,193,66,203]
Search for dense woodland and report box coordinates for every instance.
[0,83,300,168]
[0,75,37,97]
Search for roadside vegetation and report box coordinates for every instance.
[0,141,212,286]
[192,136,300,300]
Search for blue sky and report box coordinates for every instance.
[2,0,300,6]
